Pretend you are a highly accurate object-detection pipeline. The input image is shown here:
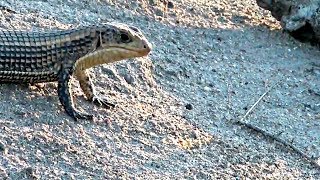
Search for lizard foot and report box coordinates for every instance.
[92,96,116,109]
[70,110,93,121]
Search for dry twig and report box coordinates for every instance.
[236,82,320,169]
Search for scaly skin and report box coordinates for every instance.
[0,23,152,120]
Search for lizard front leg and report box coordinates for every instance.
[74,69,115,109]
[58,67,93,120]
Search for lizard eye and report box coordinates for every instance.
[120,33,131,43]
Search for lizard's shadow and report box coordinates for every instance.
[0,83,65,124]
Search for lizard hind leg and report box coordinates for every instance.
[58,68,93,120]
[75,69,115,109]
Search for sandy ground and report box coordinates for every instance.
[0,0,319,179]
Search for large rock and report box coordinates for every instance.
[256,0,320,44]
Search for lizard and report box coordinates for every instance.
[0,22,152,120]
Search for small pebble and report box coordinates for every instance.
[185,104,193,110]
[123,74,135,84]
[204,86,211,91]
[0,142,5,152]
[167,1,174,8]
[149,0,157,6]
[155,9,164,17]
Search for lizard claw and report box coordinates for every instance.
[71,110,93,121]
[92,96,116,109]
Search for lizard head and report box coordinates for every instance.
[96,23,152,58]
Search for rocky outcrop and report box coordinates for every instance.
[256,0,320,44]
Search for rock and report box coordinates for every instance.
[256,0,320,45]
[155,8,164,17]
[167,1,174,8]
[0,141,5,152]
[149,0,157,6]
[204,86,211,91]
[123,74,135,84]
[185,103,193,110]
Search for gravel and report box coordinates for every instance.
[0,0,319,179]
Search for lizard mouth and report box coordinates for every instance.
[101,46,151,57]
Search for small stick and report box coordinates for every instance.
[236,120,320,169]
[239,83,276,122]
[236,82,320,169]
